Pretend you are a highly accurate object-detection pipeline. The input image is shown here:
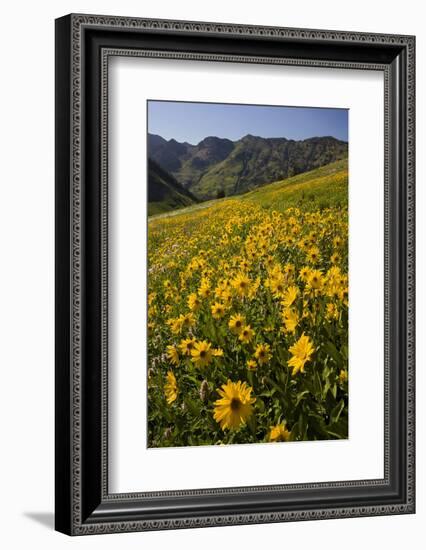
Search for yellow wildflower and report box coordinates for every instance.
[187,292,201,311]
[179,312,195,329]
[213,380,255,430]
[191,340,213,367]
[239,325,255,344]
[281,285,299,308]
[231,273,251,297]
[228,314,245,334]
[164,371,178,405]
[282,308,299,334]
[254,343,272,365]
[288,333,315,375]
[178,338,196,356]
[269,422,291,442]
[246,359,257,370]
[211,302,226,319]
[166,345,179,365]
[307,246,320,264]
[167,317,183,335]
[307,270,324,291]
[339,369,348,384]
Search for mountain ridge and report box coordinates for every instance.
[148,133,348,200]
[147,158,198,216]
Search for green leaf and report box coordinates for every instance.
[256,397,265,413]
[327,417,348,439]
[185,398,200,417]
[329,399,345,425]
[247,370,254,387]
[295,390,310,407]
[323,341,343,367]
[247,414,257,436]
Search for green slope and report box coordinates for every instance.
[148,159,198,216]
[192,136,348,200]
[149,158,348,220]
[148,133,348,201]
[241,158,348,213]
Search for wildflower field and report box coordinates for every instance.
[147,160,349,447]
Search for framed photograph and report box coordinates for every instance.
[55,14,415,535]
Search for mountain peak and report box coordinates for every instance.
[241,133,261,141]
[197,135,232,147]
[148,133,348,201]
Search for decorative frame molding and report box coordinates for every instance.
[55,14,415,535]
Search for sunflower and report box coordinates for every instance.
[187,292,201,311]
[326,302,339,320]
[239,325,255,344]
[254,343,272,365]
[282,308,299,334]
[333,235,343,248]
[191,340,213,367]
[221,289,233,305]
[178,337,196,356]
[198,279,212,299]
[264,255,275,269]
[299,236,311,251]
[166,345,179,365]
[288,333,315,375]
[248,276,261,300]
[228,314,245,334]
[178,312,196,330]
[307,246,320,264]
[339,287,349,305]
[166,317,183,335]
[339,369,348,384]
[164,371,178,405]
[211,302,226,319]
[231,273,251,297]
[239,258,250,270]
[213,380,256,430]
[281,285,299,308]
[298,266,311,282]
[269,422,291,442]
[330,252,341,265]
[246,359,257,370]
[284,263,295,277]
[306,270,324,291]
[269,275,287,299]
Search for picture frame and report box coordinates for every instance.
[55,13,415,535]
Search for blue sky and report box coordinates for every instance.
[148,100,348,144]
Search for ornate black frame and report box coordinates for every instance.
[55,13,415,535]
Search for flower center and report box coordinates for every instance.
[230,398,241,411]
[236,320,241,327]
[199,350,206,358]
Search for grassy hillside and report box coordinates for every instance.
[148,133,348,201]
[148,159,198,216]
[242,158,348,212]
[149,158,348,220]
[147,158,349,447]
[192,137,348,200]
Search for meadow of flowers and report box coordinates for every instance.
[147,191,348,447]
